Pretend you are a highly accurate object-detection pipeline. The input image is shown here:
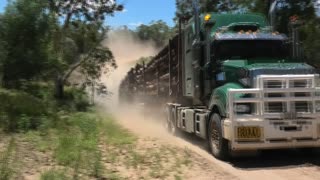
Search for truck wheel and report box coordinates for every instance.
[208,113,230,160]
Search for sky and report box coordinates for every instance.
[0,1,6,12]
[0,0,176,29]
[107,0,176,28]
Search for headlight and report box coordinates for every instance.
[235,104,251,113]
[237,68,251,87]
[239,78,251,87]
[315,74,320,87]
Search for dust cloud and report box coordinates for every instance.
[99,28,159,111]
[96,27,203,150]
[98,27,170,140]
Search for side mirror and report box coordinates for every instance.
[216,72,226,82]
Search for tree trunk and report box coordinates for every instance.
[55,76,64,99]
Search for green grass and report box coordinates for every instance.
[101,116,136,146]
[174,175,183,180]
[51,112,135,178]
[0,138,16,180]
[54,112,103,178]
[40,169,69,180]
[24,130,58,152]
[182,148,192,166]
[125,149,147,169]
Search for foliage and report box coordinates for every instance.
[136,56,154,65]
[62,87,90,112]
[48,0,122,98]
[0,0,51,87]
[175,0,237,20]
[0,85,91,132]
[0,88,47,132]
[136,20,175,48]
[301,19,320,65]
[0,0,122,98]
[49,0,123,27]
[270,0,315,34]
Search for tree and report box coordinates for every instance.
[0,15,7,82]
[175,0,237,20]
[48,0,123,98]
[302,19,320,66]
[235,0,316,33]
[0,0,51,88]
[135,20,175,48]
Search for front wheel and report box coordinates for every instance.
[208,113,230,160]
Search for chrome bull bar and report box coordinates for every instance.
[227,74,320,120]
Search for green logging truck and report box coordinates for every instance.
[119,2,320,159]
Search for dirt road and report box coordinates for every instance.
[115,110,320,180]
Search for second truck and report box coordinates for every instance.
[119,2,320,159]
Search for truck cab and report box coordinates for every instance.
[172,13,320,159]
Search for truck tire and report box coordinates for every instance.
[208,113,230,160]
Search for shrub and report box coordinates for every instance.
[61,87,90,112]
[0,89,47,132]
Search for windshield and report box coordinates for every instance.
[214,40,289,60]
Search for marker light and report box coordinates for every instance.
[204,14,211,22]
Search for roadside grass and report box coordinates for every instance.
[54,112,104,178]
[40,169,69,180]
[0,107,195,179]
[101,116,137,146]
[97,114,195,179]
[24,130,58,153]
[52,112,135,179]
[0,138,16,180]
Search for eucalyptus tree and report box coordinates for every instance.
[48,0,123,98]
[136,20,175,48]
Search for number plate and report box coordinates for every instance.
[237,127,261,140]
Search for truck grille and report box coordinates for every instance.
[263,78,313,114]
[228,75,320,120]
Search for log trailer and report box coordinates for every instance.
[119,5,320,159]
